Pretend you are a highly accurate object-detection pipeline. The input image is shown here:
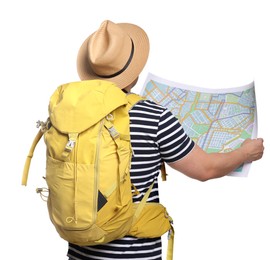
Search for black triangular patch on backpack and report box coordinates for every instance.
[97,190,107,211]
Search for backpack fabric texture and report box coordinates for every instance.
[22,80,174,259]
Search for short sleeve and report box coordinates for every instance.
[157,109,195,163]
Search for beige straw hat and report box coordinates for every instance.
[77,20,149,89]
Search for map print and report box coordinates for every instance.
[141,73,257,177]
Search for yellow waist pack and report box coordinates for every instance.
[22,80,174,259]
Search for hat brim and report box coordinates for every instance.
[77,23,149,89]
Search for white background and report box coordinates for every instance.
[0,0,269,259]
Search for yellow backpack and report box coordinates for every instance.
[22,80,174,259]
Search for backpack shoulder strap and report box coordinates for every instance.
[126,93,144,108]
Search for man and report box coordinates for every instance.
[68,20,264,260]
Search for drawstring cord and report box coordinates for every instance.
[36,187,49,202]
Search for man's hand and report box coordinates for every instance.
[240,138,264,163]
[169,138,264,181]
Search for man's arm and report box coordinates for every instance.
[168,138,264,181]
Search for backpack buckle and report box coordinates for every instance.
[65,139,76,152]
[104,120,120,139]
[108,126,120,139]
[63,133,78,157]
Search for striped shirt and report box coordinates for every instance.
[67,100,195,260]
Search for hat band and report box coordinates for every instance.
[95,39,134,78]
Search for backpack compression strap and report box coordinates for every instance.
[167,225,175,260]
[21,129,44,186]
